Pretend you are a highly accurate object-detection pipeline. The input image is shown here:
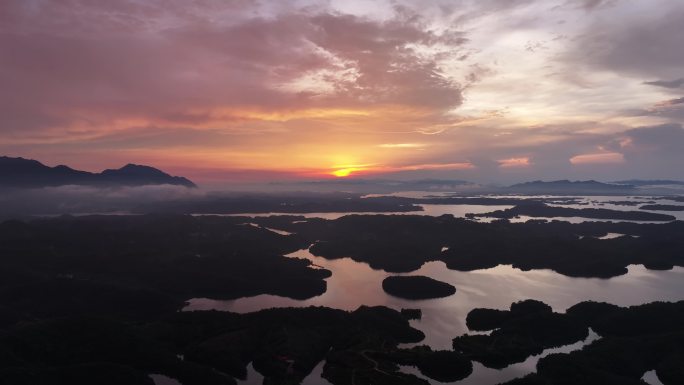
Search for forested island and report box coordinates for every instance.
[469,202,676,221]
[382,276,456,300]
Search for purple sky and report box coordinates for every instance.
[1,0,683,183]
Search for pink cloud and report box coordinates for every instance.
[570,152,625,165]
[498,157,531,168]
[0,0,465,138]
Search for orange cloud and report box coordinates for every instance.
[328,162,473,178]
[394,162,474,171]
[378,143,426,149]
[570,152,625,165]
[498,157,531,168]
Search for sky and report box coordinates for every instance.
[1,0,683,184]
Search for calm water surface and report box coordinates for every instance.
[185,247,684,349]
[195,194,684,222]
[400,329,600,385]
[184,244,684,384]
[183,195,684,385]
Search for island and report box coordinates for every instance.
[299,214,684,278]
[468,202,676,221]
[451,299,684,385]
[640,204,684,211]
[496,300,684,385]
[382,276,456,299]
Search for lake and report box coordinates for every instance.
[184,245,684,384]
[180,195,684,385]
[195,194,684,222]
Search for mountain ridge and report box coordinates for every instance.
[506,179,635,194]
[612,179,684,186]
[0,156,196,188]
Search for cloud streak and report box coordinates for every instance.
[1,0,683,183]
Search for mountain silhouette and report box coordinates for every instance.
[507,180,634,194]
[0,156,196,188]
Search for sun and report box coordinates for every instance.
[329,159,374,178]
[331,167,361,177]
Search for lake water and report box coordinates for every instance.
[185,247,684,349]
[544,195,684,221]
[400,328,601,385]
[181,195,684,385]
[150,374,182,385]
[236,360,332,385]
[197,194,684,222]
[184,244,684,385]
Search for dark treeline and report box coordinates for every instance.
[0,214,328,312]
[640,204,684,211]
[1,214,683,384]
[265,214,684,277]
[469,201,676,221]
[467,300,684,385]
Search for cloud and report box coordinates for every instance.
[1,0,683,183]
[623,123,684,153]
[305,12,465,109]
[498,157,531,168]
[0,0,466,139]
[566,4,684,80]
[625,97,684,122]
[611,123,684,178]
[378,143,425,148]
[0,0,479,181]
[569,152,624,165]
[568,0,616,12]
[644,78,684,89]
[654,97,684,107]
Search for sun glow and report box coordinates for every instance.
[331,167,365,177]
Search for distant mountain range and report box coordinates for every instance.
[271,178,682,195]
[3,156,681,193]
[612,179,684,186]
[507,180,635,194]
[0,156,196,188]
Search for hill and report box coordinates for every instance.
[0,156,196,188]
[507,180,634,195]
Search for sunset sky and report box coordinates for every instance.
[1,0,683,184]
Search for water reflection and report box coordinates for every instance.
[185,195,684,384]
[400,329,600,384]
[184,245,684,384]
[193,194,684,222]
[545,195,684,221]
[417,204,513,217]
[235,362,263,385]
[185,247,684,350]
[236,360,332,385]
[150,374,183,385]
[642,370,665,385]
